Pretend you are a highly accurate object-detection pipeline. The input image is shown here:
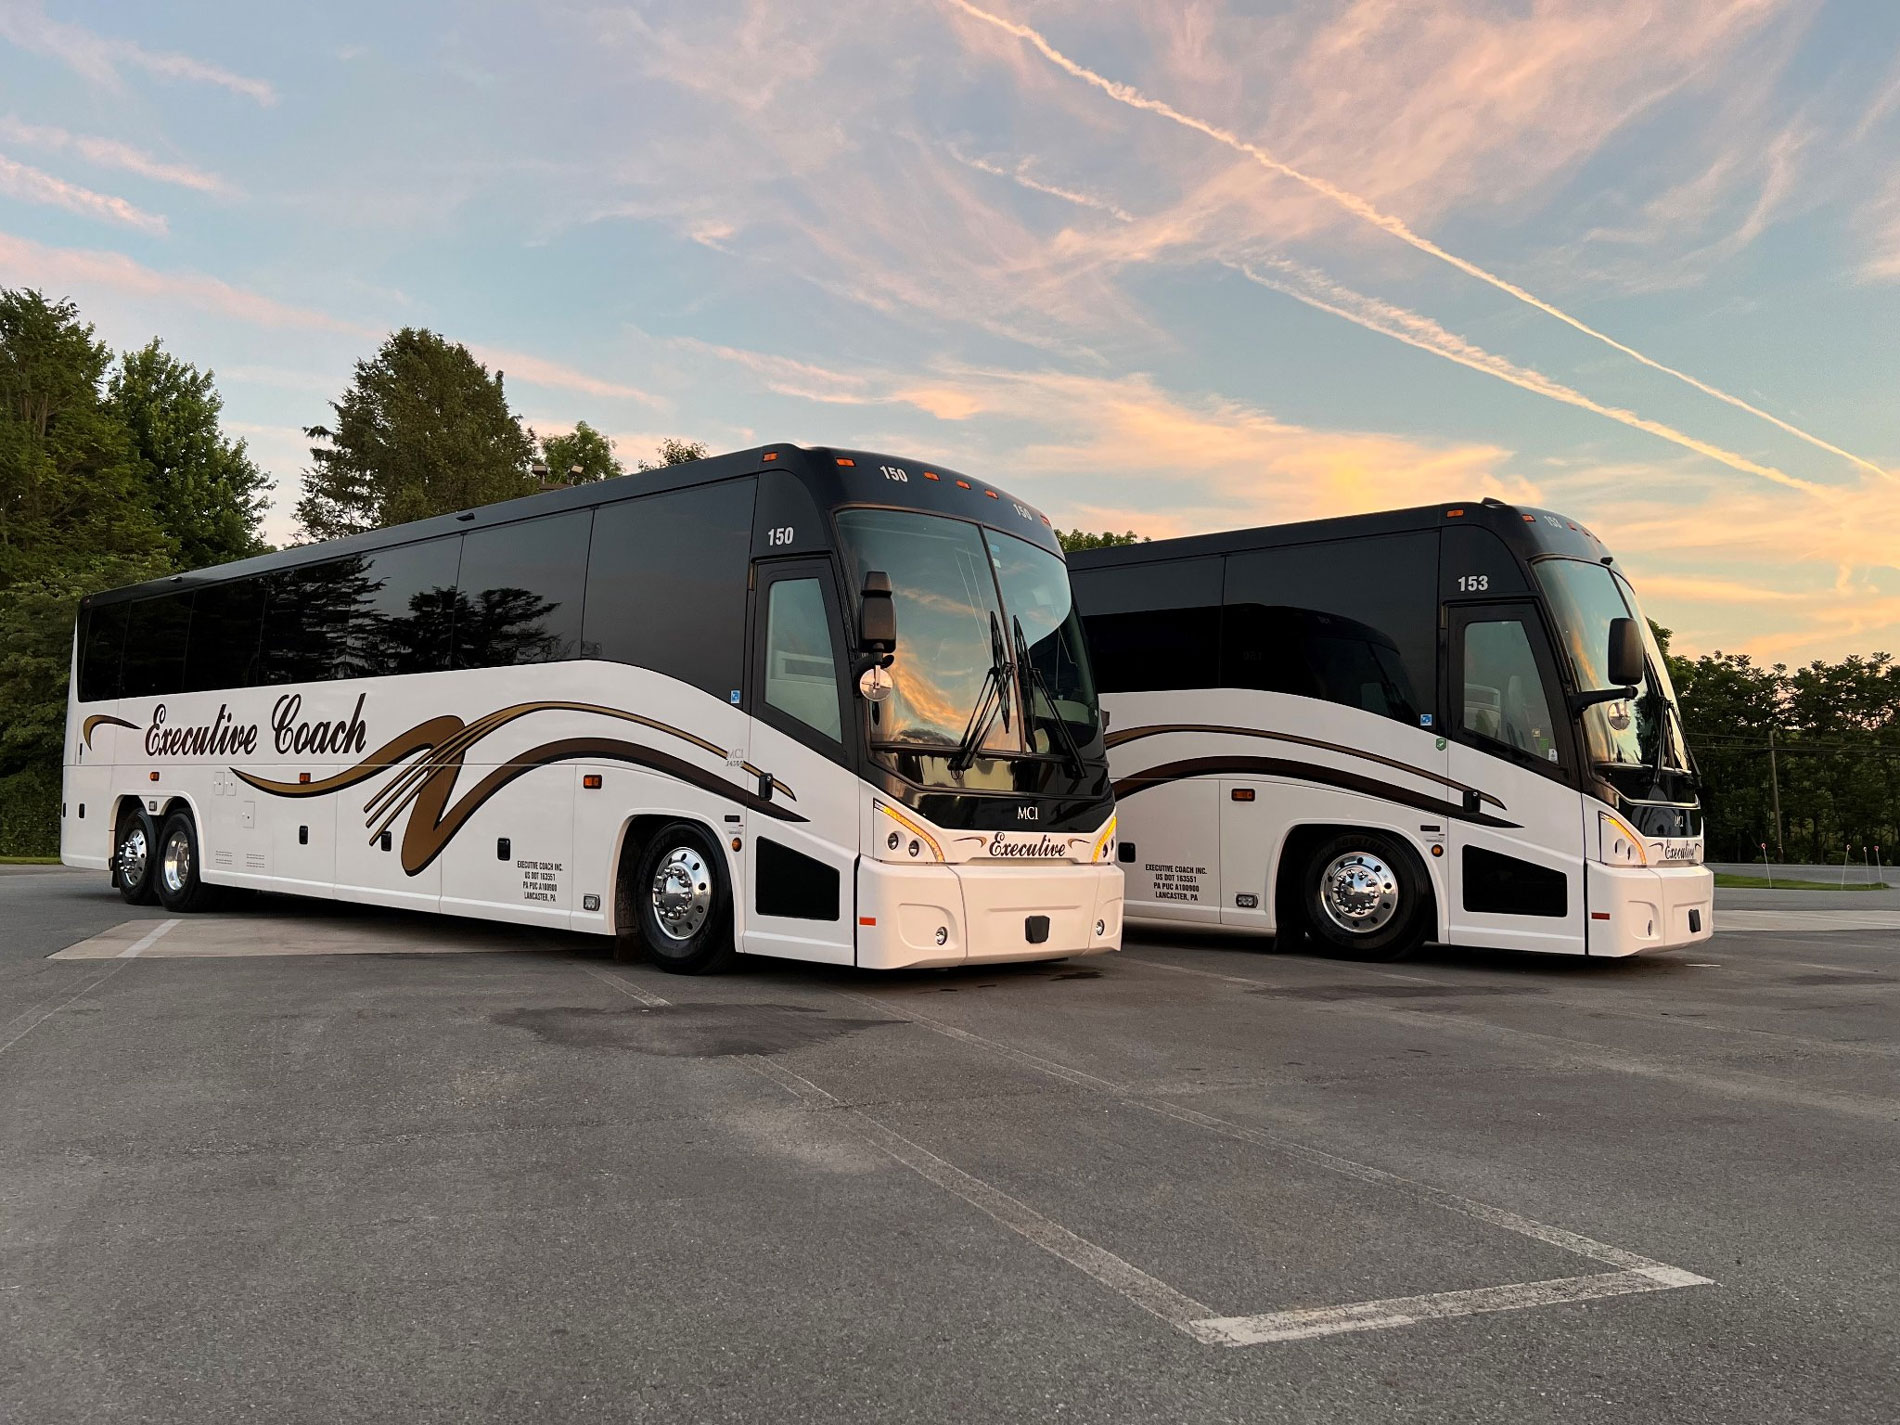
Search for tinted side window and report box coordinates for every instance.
[78,602,127,703]
[1461,618,1559,763]
[120,593,194,698]
[583,479,756,697]
[1220,533,1438,726]
[183,579,266,692]
[338,538,462,679]
[763,578,843,741]
[1070,558,1222,694]
[453,511,591,669]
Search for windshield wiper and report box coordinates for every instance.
[948,613,1013,773]
[1013,616,1086,780]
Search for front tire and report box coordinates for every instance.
[1301,832,1429,962]
[623,822,734,975]
[114,806,160,906]
[154,811,219,913]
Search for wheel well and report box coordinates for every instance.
[1274,823,1441,941]
[161,796,193,825]
[612,814,715,935]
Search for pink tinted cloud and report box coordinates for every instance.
[0,1,276,104]
[0,152,166,233]
[0,117,228,193]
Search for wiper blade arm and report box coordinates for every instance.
[948,613,1013,773]
[1013,616,1086,779]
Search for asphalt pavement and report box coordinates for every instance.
[3,867,1895,1424]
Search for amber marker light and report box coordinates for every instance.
[835,457,855,466]
[299,772,311,784]
[1445,508,1464,517]
[1523,513,1537,521]
[582,774,602,790]
[1230,787,1255,802]
[922,471,940,481]
[984,489,999,499]
[955,479,971,489]
[148,771,160,782]
[762,452,777,461]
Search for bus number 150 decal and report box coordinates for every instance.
[767,526,795,546]
[880,466,908,482]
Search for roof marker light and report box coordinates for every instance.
[1040,515,1051,526]
[1446,508,1464,517]
[922,470,940,481]
[955,479,971,489]
[763,452,777,461]
[836,458,855,467]
[1523,513,1537,522]
[984,489,999,499]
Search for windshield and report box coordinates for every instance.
[986,529,1101,748]
[834,509,1021,755]
[1534,557,1689,774]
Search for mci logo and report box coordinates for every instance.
[1016,805,1039,822]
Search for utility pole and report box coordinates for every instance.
[1767,726,1784,860]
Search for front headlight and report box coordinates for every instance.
[875,801,944,863]
[1598,811,1648,866]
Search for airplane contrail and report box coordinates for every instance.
[945,0,1891,484]
[1239,259,1824,495]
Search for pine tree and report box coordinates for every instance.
[109,339,271,570]
[296,328,536,541]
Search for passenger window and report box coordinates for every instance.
[78,601,128,703]
[1221,534,1437,726]
[583,479,756,698]
[120,593,193,698]
[183,579,266,692]
[763,578,842,742]
[453,511,590,668]
[340,538,462,678]
[1462,620,1559,763]
[1071,558,1222,694]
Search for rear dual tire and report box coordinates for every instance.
[116,805,218,912]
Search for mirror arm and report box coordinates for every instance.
[1568,685,1637,716]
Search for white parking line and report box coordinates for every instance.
[116,919,179,959]
[828,985,1714,1347]
[741,1055,1216,1332]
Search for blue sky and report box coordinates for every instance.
[3,0,1898,663]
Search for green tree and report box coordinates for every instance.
[537,420,622,484]
[109,339,270,569]
[296,328,536,541]
[1056,529,1146,553]
[636,437,707,471]
[0,290,171,853]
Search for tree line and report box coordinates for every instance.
[0,290,699,855]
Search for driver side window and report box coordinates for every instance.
[1462,619,1558,764]
[764,578,843,742]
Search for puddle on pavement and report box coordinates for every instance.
[492,1003,901,1056]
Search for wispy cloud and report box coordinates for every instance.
[947,145,1134,223]
[0,152,166,233]
[945,0,1888,484]
[0,116,228,193]
[0,1,275,104]
[1236,256,1823,495]
[466,344,663,407]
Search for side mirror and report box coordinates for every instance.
[1607,617,1644,688]
[859,570,897,655]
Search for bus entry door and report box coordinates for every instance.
[740,560,859,966]
[1445,603,1587,953]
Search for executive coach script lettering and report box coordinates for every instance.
[139,693,369,761]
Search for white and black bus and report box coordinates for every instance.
[1068,500,1710,960]
[62,444,1121,973]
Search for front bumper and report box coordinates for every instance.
[1585,862,1714,956]
[855,859,1123,970]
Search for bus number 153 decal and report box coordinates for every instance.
[1457,574,1490,592]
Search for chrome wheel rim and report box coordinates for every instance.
[118,825,149,888]
[1319,851,1398,935]
[650,846,711,941]
[161,825,192,896]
